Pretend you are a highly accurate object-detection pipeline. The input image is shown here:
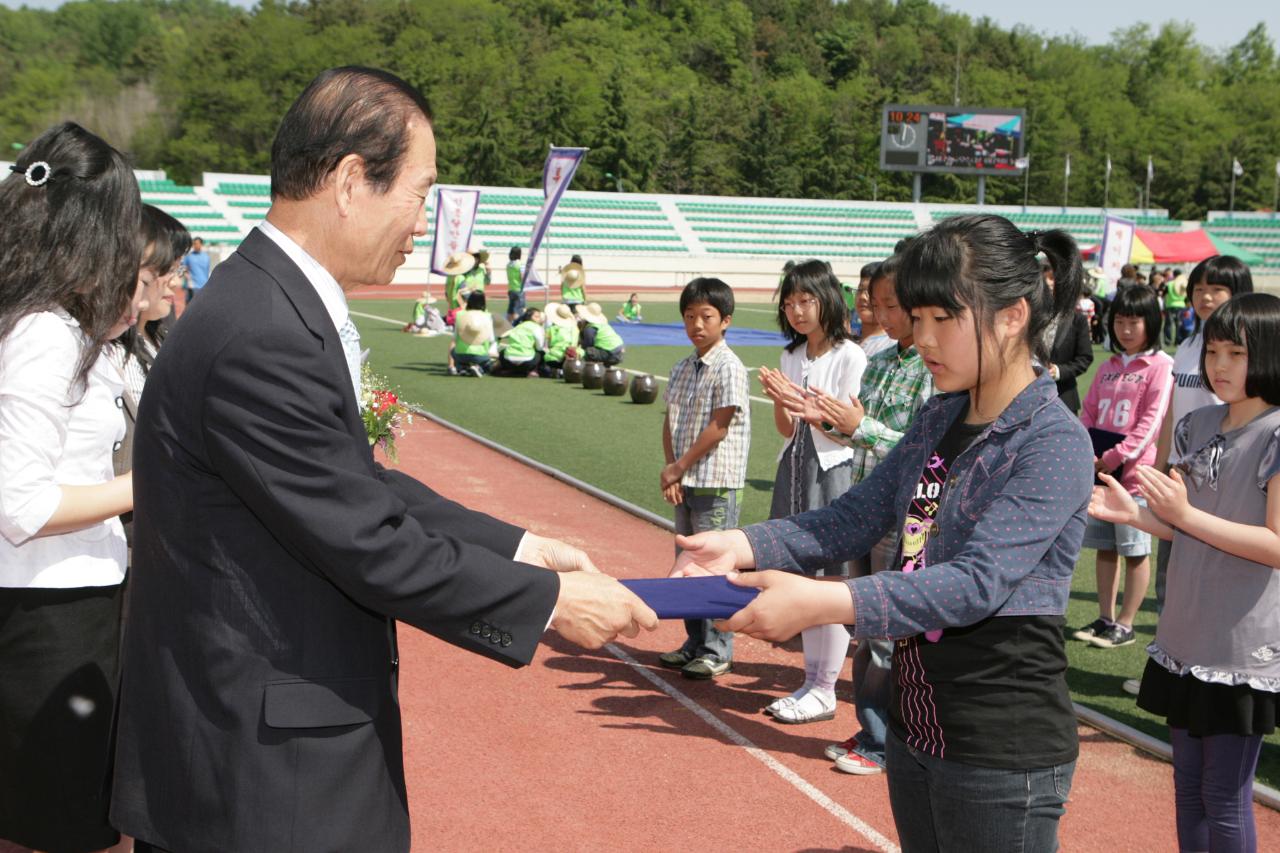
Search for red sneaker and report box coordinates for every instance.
[824,735,858,761]
[834,750,884,775]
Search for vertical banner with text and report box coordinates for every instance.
[1097,214,1136,297]
[430,187,481,276]
[522,146,588,288]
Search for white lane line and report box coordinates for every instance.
[350,309,409,325]
[606,643,900,853]
[735,305,778,314]
[350,311,775,405]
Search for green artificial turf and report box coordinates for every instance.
[353,298,1279,788]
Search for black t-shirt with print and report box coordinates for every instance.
[888,407,1078,769]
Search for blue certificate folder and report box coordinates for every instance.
[1088,427,1126,486]
[620,576,759,620]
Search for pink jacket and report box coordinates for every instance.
[1080,350,1174,494]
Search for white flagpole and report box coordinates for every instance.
[1103,154,1111,210]
[1144,157,1153,213]
[1022,155,1031,210]
[1062,153,1070,210]
[1230,158,1238,215]
[1273,159,1279,221]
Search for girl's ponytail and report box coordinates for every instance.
[1031,229,1083,329]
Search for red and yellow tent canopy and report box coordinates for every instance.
[1084,228,1263,266]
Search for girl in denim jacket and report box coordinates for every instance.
[672,215,1094,852]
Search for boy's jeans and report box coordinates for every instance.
[851,532,899,766]
[675,487,740,663]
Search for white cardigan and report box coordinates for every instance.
[776,339,867,471]
[0,310,127,588]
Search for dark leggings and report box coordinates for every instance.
[1170,727,1262,853]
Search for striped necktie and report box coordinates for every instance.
[338,317,362,404]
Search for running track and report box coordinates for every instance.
[392,418,1279,851]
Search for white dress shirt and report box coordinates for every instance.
[0,310,127,587]
[258,221,354,343]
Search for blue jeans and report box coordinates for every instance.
[676,487,740,662]
[506,291,525,321]
[851,533,899,766]
[886,731,1075,853]
[1170,727,1262,853]
[454,353,491,372]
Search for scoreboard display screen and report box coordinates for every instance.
[880,104,1025,176]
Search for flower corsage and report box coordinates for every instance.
[361,365,414,464]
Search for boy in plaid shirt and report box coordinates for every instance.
[657,278,751,679]
[803,258,934,772]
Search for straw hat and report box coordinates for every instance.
[1086,267,1107,281]
[550,303,577,328]
[560,262,585,287]
[455,311,491,345]
[1169,273,1189,297]
[577,302,607,324]
[443,251,476,276]
[419,290,435,304]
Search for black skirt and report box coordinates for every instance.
[0,584,123,853]
[1137,658,1277,738]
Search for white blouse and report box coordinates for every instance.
[1170,333,1222,426]
[0,310,127,588]
[777,339,867,470]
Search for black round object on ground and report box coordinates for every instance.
[629,374,658,404]
[603,368,627,396]
[581,361,605,389]
[562,358,584,383]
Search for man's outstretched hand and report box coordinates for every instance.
[520,533,600,573]
[551,571,659,649]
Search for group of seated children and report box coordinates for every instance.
[445,298,625,378]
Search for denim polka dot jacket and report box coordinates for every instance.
[743,372,1093,640]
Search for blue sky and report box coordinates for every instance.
[2,0,1276,51]
[939,0,1277,50]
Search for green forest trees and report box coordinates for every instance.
[1,0,1277,219]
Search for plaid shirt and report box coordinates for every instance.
[826,343,934,483]
[664,340,751,489]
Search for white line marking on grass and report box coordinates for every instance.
[350,310,408,325]
[735,306,777,314]
[606,643,900,853]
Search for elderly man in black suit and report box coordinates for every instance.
[111,67,657,853]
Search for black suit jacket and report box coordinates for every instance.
[110,230,559,852]
[1050,311,1094,414]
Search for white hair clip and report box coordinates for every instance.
[9,161,52,187]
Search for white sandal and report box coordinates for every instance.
[772,689,836,724]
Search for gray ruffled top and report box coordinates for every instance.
[1151,405,1280,693]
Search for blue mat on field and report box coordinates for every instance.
[616,322,787,347]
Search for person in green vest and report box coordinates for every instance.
[541,303,581,377]
[404,290,439,336]
[506,246,525,324]
[577,302,624,366]
[447,291,495,377]
[559,255,586,311]
[442,251,475,312]
[493,307,545,377]
[616,293,643,324]
[462,247,490,304]
[1164,270,1187,346]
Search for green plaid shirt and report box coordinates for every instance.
[826,343,935,483]
[664,341,751,489]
